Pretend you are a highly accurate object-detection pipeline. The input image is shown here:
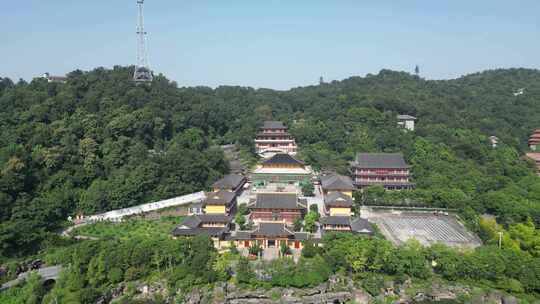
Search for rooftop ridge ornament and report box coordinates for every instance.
[133,0,153,83]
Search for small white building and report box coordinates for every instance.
[489,136,499,149]
[397,115,417,131]
[42,72,67,83]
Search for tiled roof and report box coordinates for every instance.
[262,153,304,166]
[205,190,236,205]
[321,174,354,191]
[197,214,232,223]
[261,121,286,129]
[180,215,202,228]
[397,114,417,120]
[172,214,232,237]
[350,218,374,234]
[250,193,305,209]
[212,174,246,190]
[172,226,229,237]
[179,214,232,229]
[354,153,410,169]
[324,192,353,207]
[321,216,351,226]
[253,222,294,237]
[232,226,310,240]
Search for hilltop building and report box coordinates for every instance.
[320,174,355,197]
[248,193,306,225]
[203,190,237,215]
[233,222,309,250]
[42,73,67,83]
[251,153,311,186]
[212,174,246,193]
[397,115,416,131]
[255,121,297,158]
[529,129,540,151]
[352,153,414,190]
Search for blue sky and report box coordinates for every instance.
[3,0,540,89]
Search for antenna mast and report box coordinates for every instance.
[133,0,153,82]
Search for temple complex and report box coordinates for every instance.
[255,121,297,158]
[352,153,414,190]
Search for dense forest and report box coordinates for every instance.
[2,66,540,302]
[2,66,540,258]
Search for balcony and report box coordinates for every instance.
[255,139,295,143]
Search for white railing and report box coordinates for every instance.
[85,191,206,223]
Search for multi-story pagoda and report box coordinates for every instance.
[352,153,414,190]
[529,129,540,151]
[255,121,297,158]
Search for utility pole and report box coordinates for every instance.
[498,231,503,249]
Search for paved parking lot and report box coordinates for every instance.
[363,208,481,248]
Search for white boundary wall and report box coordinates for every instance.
[85,191,206,223]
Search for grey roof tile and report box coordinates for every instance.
[205,190,236,205]
[321,174,355,191]
[251,193,305,209]
[354,153,410,169]
[212,174,246,190]
[262,153,304,166]
[324,192,353,208]
[320,216,351,226]
[261,121,286,129]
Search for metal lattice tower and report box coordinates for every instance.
[133,0,153,82]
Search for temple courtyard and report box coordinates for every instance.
[362,207,481,248]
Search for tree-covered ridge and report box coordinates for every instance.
[1,66,540,259]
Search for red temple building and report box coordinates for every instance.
[352,153,414,190]
[248,193,306,225]
[255,121,297,158]
[529,129,540,151]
